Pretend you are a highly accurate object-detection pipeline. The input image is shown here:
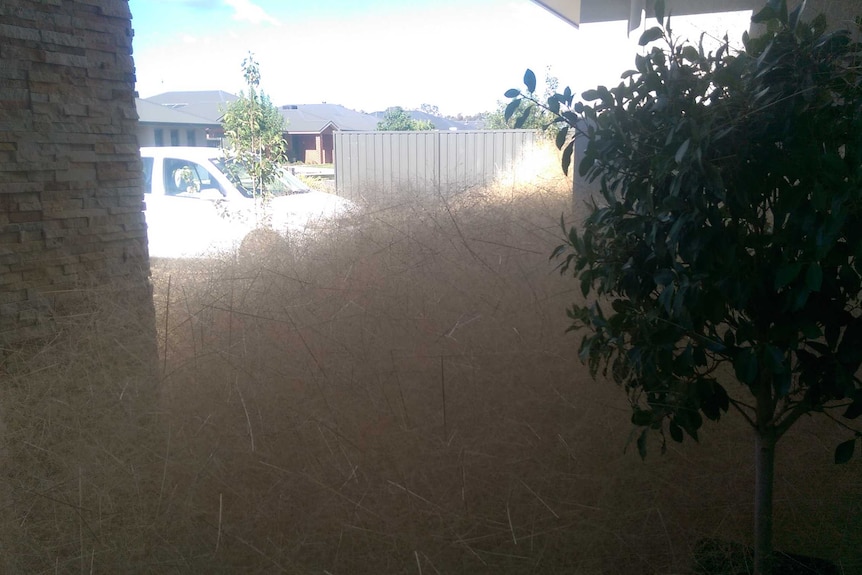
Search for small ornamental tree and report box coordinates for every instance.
[376,106,435,131]
[505,1,862,574]
[221,52,286,201]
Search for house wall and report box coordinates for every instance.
[307,136,323,164]
[789,0,859,34]
[0,0,150,343]
[290,134,323,164]
[287,130,334,165]
[321,132,333,164]
[137,124,216,147]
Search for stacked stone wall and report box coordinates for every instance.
[0,0,149,343]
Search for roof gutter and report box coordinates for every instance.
[531,0,758,32]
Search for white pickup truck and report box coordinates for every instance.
[140,147,355,259]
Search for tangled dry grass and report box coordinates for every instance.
[1,147,860,573]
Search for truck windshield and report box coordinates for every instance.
[212,159,311,198]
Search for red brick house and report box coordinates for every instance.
[279,103,379,164]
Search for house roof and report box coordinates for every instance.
[533,0,756,29]
[135,98,221,126]
[144,90,238,123]
[279,103,380,133]
[143,93,380,134]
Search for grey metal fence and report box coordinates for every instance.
[333,130,537,199]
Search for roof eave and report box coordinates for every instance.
[284,121,337,135]
[531,0,758,27]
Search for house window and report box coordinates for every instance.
[187,130,196,147]
[170,130,180,146]
[154,129,164,146]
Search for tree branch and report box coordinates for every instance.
[728,396,757,428]
[774,398,812,440]
[820,409,862,435]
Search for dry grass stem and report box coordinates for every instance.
[1,145,858,573]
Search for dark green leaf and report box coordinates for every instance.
[681,46,700,63]
[774,371,792,397]
[639,27,664,46]
[669,419,683,442]
[577,154,592,177]
[791,286,811,312]
[561,141,574,175]
[826,321,841,348]
[844,399,862,420]
[723,329,736,348]
[504,99,520,122]
[674,139,690,164]
[550,244,566,261]
[524,68,537,93]
[504,88,520,99]
[637,429,648,460]
[555,126,569,151]
[775,263,803,290]
[733,348,758,385]
[800,321,822,339]
[806,263,823,292]
[581,89,600,101]
[834,438,856,464]
[654,268,674,286]
[632,410,652,426]
[653,0,665,26]
[693,346,707,366]
[788,0,804,29]
[580,274,591,298]
[838,320,862,370]
[764,345,786,374]
[514,109,531,129]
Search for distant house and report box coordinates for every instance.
[143,90,239,145]
[142,92,381,163]
[279,103,379,164]
[135,98,222,147]
[145,90,238,123]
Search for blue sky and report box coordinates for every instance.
[128,0,752,116]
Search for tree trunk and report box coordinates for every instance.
[754,429,776,575]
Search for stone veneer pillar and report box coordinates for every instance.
[0,0,151,344]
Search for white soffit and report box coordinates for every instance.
[533,0,582,27]
[532,0,758,27]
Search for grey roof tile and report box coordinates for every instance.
[136,98,221,126]
[280,103,380,132]
[144,90,239,122]
[144,92,380,133]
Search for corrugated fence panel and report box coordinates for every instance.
[334,130,536,199]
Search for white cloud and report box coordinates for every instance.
[223,0,280,26]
